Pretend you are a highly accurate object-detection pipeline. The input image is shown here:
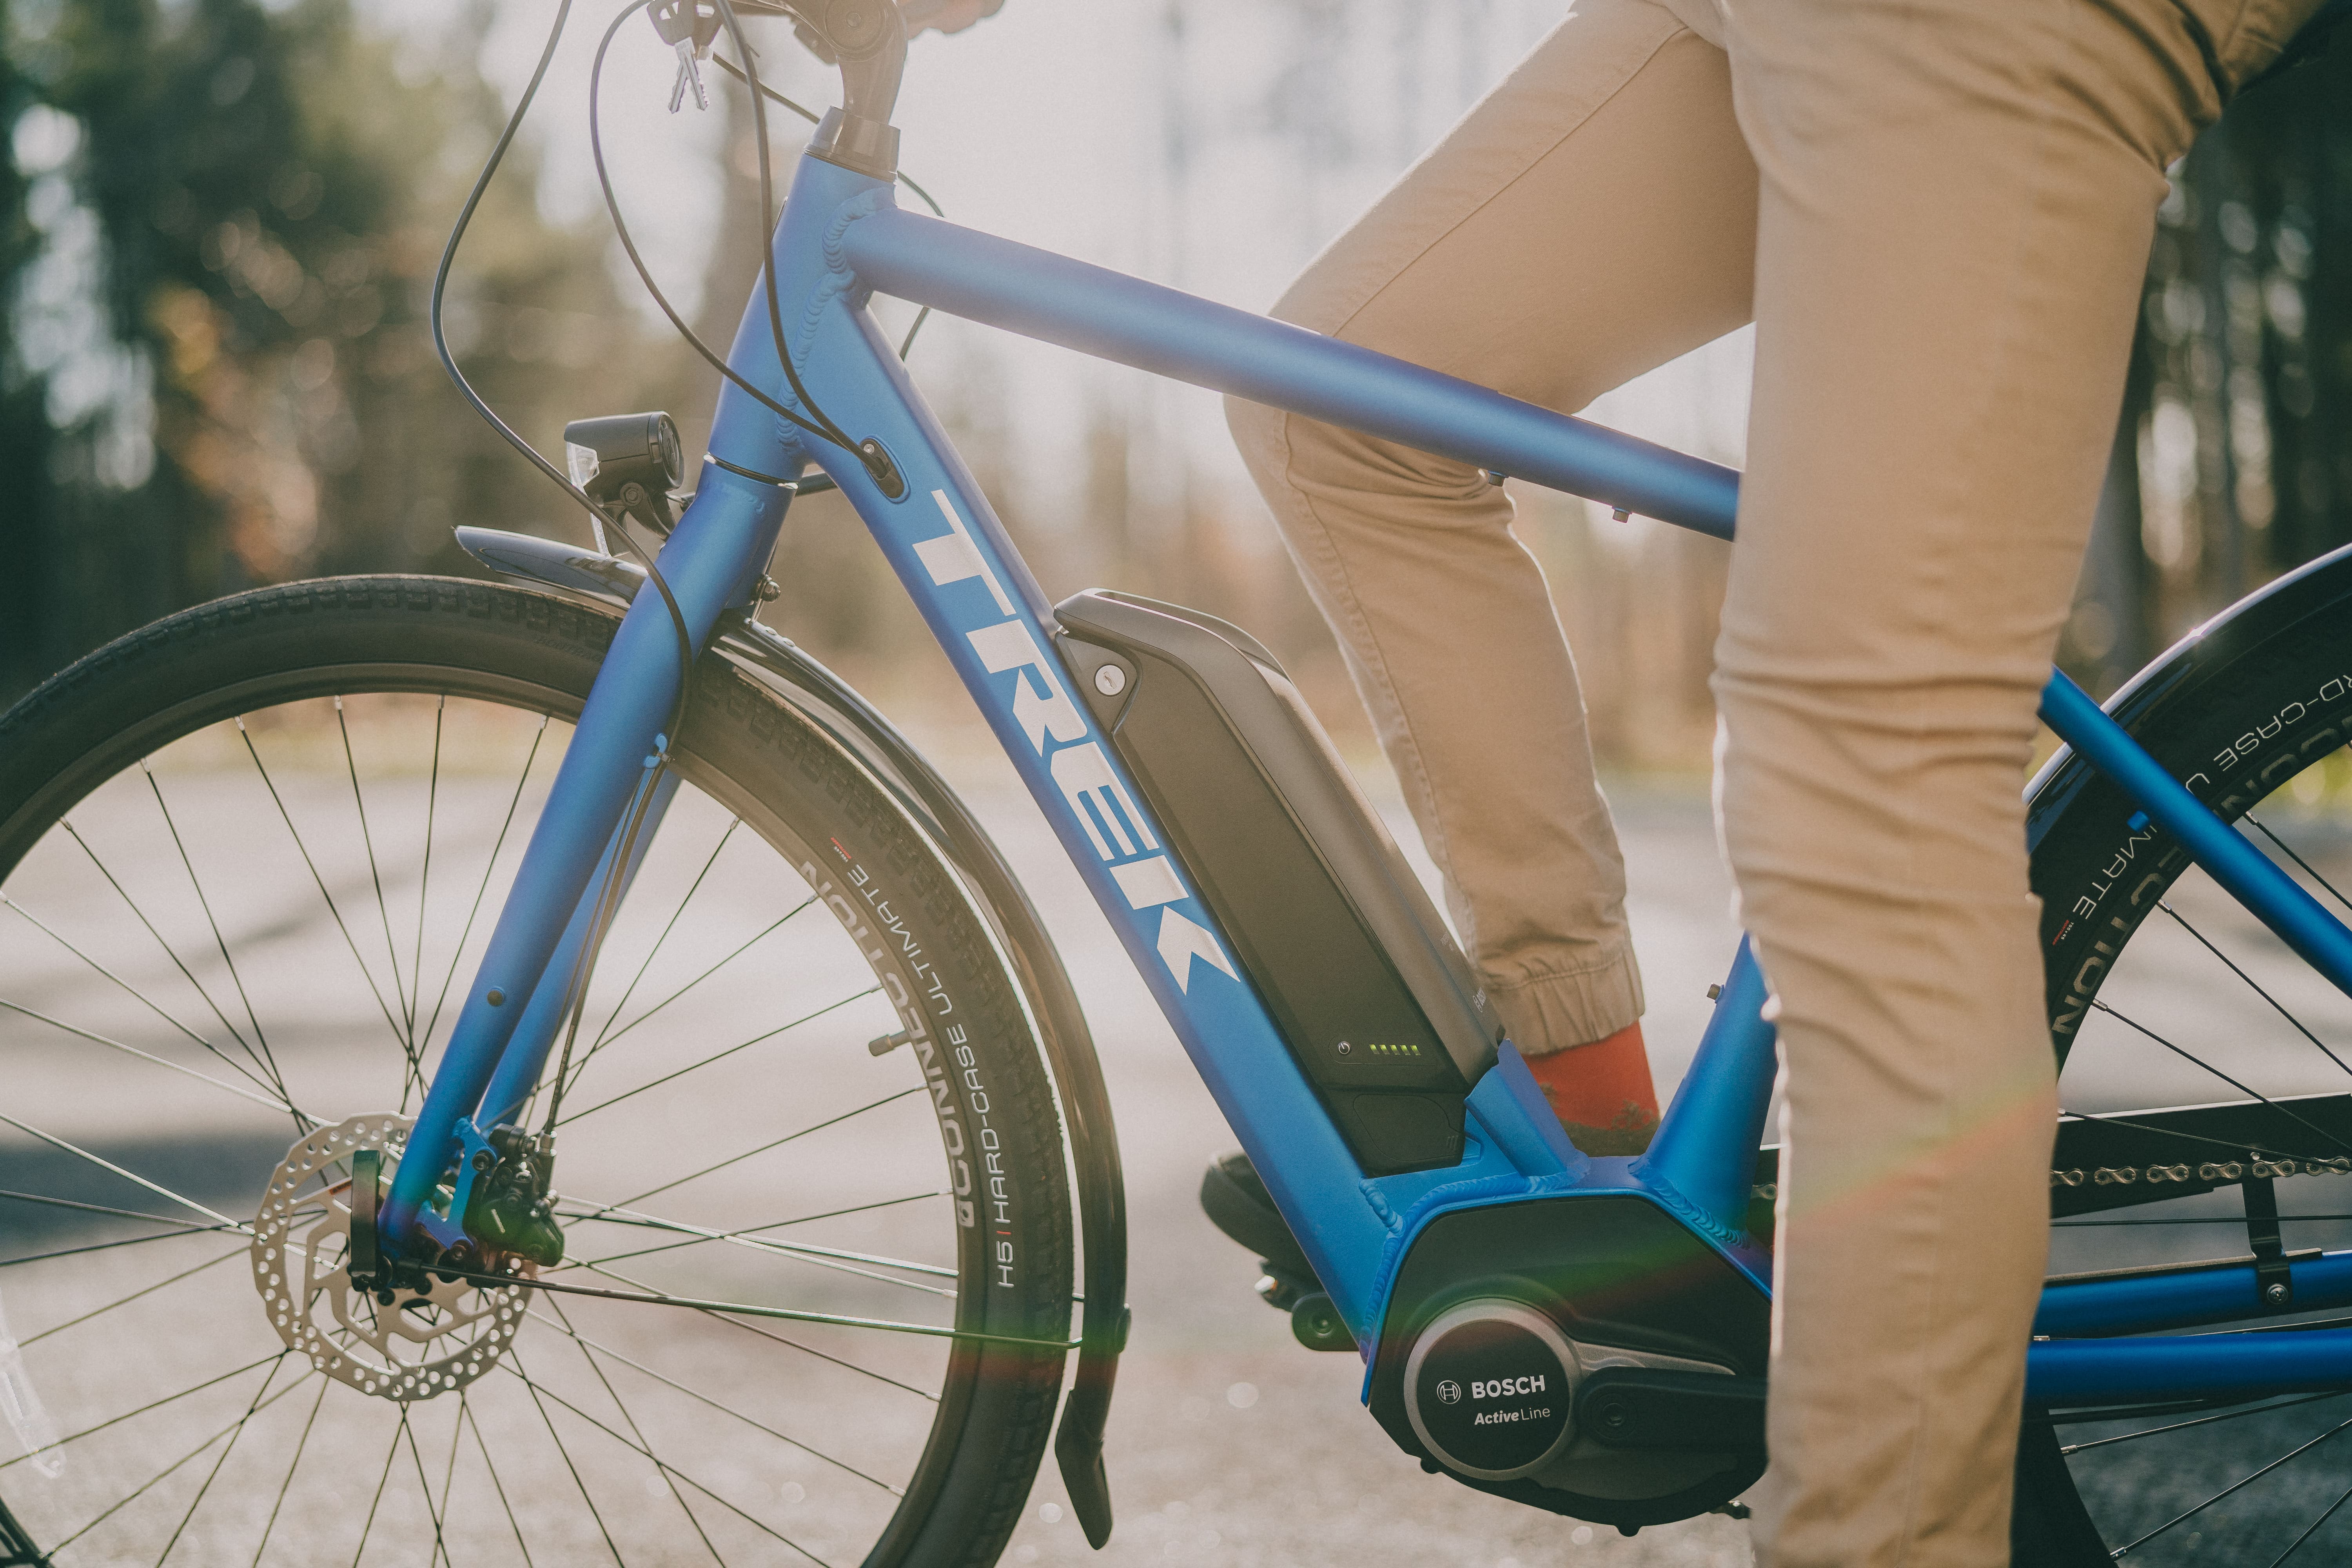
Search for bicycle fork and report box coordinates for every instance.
[376,465,792,1263]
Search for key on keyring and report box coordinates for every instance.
[669,39,710,113]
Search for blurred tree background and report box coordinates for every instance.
[2062,30,2352,699]
[2,0,2349,782]
[0,0,649,696]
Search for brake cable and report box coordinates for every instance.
[430,0,696,749]
[704,49,944,358]
[592,0,853,459]
[434,0,946,1149]
[591,0,918,488]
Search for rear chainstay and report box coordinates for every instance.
[2016,547,2352,1562]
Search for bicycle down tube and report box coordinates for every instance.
[387,149,2352,1411]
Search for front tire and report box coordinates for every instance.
[0,577,1072,1566]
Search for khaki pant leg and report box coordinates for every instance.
[1702,0,2312,1560]
[1225,0,1757,1054]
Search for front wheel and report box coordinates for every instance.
[2018,550,2352,1564]
[0,577,1073,1566]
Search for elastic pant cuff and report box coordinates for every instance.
[1487,948,1646,1057]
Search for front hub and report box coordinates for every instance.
[250,1114,529,1401]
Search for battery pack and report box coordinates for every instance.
[1054,590,1501,1175]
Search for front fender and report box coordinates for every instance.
[456,526,1130,1536]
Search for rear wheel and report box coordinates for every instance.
[2018,556,2352,1563]
[0,577,1073,1566]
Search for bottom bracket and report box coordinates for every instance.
[1403,1300,1579,1481]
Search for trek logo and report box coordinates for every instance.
[1471,1376,1547,1400]
[914,489,1237,993]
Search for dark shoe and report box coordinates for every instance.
[1199,1150,1323,1305]
[1200,1152,1355,1350]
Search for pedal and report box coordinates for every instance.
[1200,1151,1324,1305]
[1205,1154,1354,1348]
[1253,1265,1316,1313]
[1289,1291,1354,1352]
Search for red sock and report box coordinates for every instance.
[1524,1022,1659,1154]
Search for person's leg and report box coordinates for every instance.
[1704,0,2312,1558]
[1225,0,1757,1144]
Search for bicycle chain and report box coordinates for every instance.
[1748,1155,2352,1204]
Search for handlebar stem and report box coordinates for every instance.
[797,0,905,176]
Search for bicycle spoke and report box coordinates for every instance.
[0,995,307,1118]
[409,697,443,1041]
[235,722,415,1095]
[2271,1477,2352,1566]
[503,1355,828,1564]
[42,1358,307,1557]
[337,697,415,1043]
[420,714,550,1049]
[248,1375,331,1568]
[464,1393,536,1568]
[530,1304,904,1495]
[20,1244,246,1347]
[571,1191,952,1275]
[1,1186,226,1230]
[2114,1411,2352,1555]
[499,1260,1067,1351]
[58,819,284,1103]
[2062,1391,2351,1454]
[602,1086,925,1212]
[666,1289,942,1402]
[153,1355,290,1566]
[583,1257,959,1397]
[0,1110,242,1230]
[546,1297,727,1564]
[397,1404,453,1568]
[554,983,881,1127]
[508,1348,628,1568]
[4,893,293,1108]
[586,817,738,1056]
[570,1200,955,1295]
[349,1401,405,1568]
[0,1352,282,1472]
[4,1225,243,1269]
[2250,812,2352,924]
[2160,899,2352,1081]
[569,1189,947,1245]
[428,1398,464,1568]
[141,759,298,1109]
[559,898,817,1099]
[2086,1002,2352,1158]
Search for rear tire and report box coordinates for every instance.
[2018,554,2352,1563]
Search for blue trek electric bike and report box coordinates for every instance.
[9,2,2352,1562]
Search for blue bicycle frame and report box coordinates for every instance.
[383,144,2352,1419]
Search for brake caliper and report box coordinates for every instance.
[462,1124,567,1269]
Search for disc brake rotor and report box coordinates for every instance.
[249,1114,527,1401]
